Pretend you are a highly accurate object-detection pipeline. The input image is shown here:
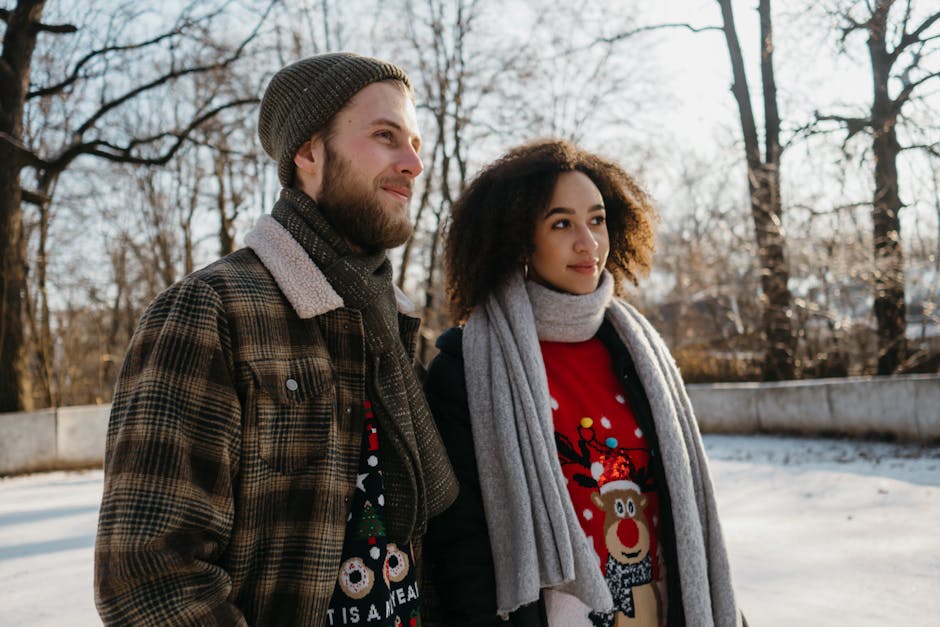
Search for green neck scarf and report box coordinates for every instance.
[272,188,457,543]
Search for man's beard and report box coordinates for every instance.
[317,142,414,254]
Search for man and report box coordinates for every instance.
[94,52,458,626]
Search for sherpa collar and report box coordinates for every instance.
[244,214,417,319]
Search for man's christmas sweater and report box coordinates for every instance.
[326,401,421,627]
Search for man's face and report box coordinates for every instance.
[314,81,424,253]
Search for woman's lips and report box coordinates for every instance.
[568,262,598,275]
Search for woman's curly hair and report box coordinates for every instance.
[444,139,658,323]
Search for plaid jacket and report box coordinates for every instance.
[95,216,422,625]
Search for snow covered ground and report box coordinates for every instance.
[1,434,938,626]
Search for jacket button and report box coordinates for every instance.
[345,405,353,415]
[285,378,299,391]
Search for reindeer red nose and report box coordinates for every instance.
[617,518,640,548]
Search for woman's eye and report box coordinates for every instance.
[375,130,393,141]
[591,215,606,226]
[551,219,570,229]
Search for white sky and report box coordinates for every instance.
[1,434,938,626]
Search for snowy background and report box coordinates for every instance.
[1,434,938,626]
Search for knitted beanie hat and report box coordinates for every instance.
[258,52,411,188]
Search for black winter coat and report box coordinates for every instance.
[421,322,686,627]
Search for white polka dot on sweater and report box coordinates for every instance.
[601,416,612,429]
[635,428,643,438]
[591,462,604,480]
[550,397,559,410]
[368,455,378,467]
[615,394,625,404]
[583,509,593,521]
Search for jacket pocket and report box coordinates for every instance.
[248,355,337,473]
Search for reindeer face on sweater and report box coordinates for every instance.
[590,485,651,566]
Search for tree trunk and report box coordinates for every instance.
[0,0,46,412]
[33,191,55,407]
[216,158,235,258]
[718,0,795,380]
[868,1,906,374]
[0,154,28,411]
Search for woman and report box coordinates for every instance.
[422,140,742,627]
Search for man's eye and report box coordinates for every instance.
[375,130,393,140]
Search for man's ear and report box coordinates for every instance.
[293,135,325,198]
[293,137,321,175]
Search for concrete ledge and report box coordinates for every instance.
[684,384,759,433]
[914,378,940,439]
[0,409,58,474]
[1,374,938,475]
[57,404,110,465]
[688,374,940,441]
[0,405,109,475]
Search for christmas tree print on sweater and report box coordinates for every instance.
[541,337,666,627]
[358,501,385,545]
[327,402,421,626]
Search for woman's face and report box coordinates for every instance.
[527,170,609,295]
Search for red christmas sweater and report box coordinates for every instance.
[541,336,667,623]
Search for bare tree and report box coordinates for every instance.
[586,1,797,380]
[814,0,940,374]
[0,0,273,411]
[0,0,54,410]
[382,0,659,362]
[388,0,484,362]
[715,0,797,380]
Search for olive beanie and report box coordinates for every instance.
[258,52,411,187]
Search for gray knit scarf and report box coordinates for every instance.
[463,271,614,617]
[273,188,457,543]
[463,269,741,626]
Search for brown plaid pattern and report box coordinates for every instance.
[94,248,422,625]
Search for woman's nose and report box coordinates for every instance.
[574,225,599,252]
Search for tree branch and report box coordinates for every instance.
[892,69,940,114]
[838,13,868,44]
[50,98,258,171]
[593,21,722,46]
[0,131,49,170]
[28,30,181,99]
[562,21,721,56]
[899,141,940,157]
[0,5,75,32]
[33,20,77,34]
[814,112,872,139]
[20,188,51,206]
[791,201,872,217]
[73,0,273,136]
[892,10,940,59]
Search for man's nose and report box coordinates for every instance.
[398,144,423,178]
